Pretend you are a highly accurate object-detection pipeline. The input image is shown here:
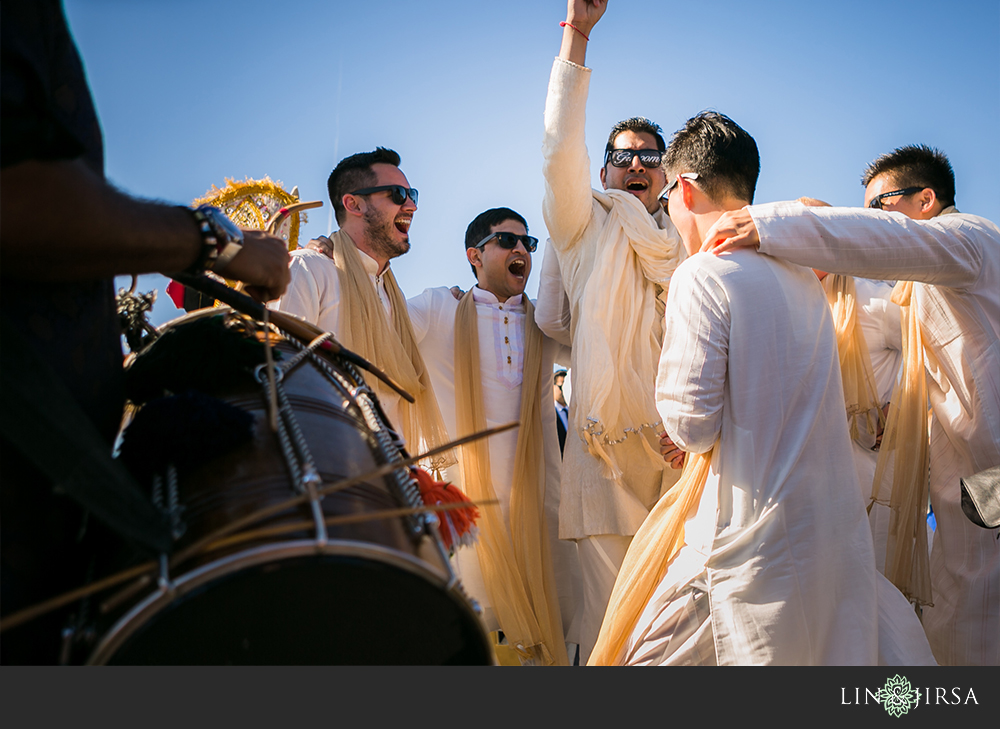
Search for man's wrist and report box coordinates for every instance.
[185,205,245,274]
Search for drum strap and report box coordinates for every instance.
[0,318,172,553]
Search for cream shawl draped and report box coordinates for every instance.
[587,447,715,666]
[453,291,568,666]
[327,230,455,469]
[822,274,884,442]
[574,189,684,485]
[870,280,933,607]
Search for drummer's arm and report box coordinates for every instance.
[0,158,289,300]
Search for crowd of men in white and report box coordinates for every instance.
[270,1,999,666]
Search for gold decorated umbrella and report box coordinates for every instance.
[168,178,323,311]
[192,176,322,251]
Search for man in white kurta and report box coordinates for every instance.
[275,244,404,424]
[535,0,685,664]
[272,148,418,430]
[407,209,582,663]
[622,110,879,665]
[704,145,1000,666]
[636,247,880,665]
[816,273,937,665]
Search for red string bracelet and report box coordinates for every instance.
[560,21,590,42]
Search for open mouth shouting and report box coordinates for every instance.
[508,257,527,280]
[625,175,650,194]
[394,214,412,235]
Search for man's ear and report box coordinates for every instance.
[466,246,482,271]
[599,165,607,190]
[680,175,696,212]
[342,193,364,219]
[917,187,938,215]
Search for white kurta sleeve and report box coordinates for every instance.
[655,257,730,454]
[750,202,988,289]
[272,249,341,335]
[541,57,596,253]
[534,241,573,347]
[405,287,435,344]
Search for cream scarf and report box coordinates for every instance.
[454,290,568,666]
[574,190,685,485]
[822,275,884,443]
[870,279,933,607]
[326,230,455,469]
[588,446,715,666]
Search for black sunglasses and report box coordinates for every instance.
[868,187,923,210]
[474,231,538,252]
[604,148,664,168]
[349,184,418,206]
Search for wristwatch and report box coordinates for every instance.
[188,205,245,274]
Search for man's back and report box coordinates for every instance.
[649,249,878,664]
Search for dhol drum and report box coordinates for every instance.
[85,306,491,665]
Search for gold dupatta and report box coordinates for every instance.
[823,274,884,442]
[870,280,933,607]
[327,230,455,469]
[454,290,568,666]
[588,446,715,666]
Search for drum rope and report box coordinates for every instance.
[261,308,280,432]
[272,331,421,537]
[273,375,328,543]
[277,332,334,377]
[255,353,329,544]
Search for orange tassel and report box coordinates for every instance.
[411,467,479,553]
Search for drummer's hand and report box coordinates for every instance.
[659,432,686,470]
[215,230,290,303]
[450,285,465,300]
[304,235,335,258]
[700,208,760,255]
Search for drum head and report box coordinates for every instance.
[90,547,492,665]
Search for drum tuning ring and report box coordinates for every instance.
[253,363,284,384]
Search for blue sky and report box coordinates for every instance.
[62,0,1000,330]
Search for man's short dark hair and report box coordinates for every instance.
[861,144,956,208]
[663,111,760,204]
[464,207,528,279]
[605,117,666,158]
[327,147,401,225]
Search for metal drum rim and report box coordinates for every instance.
[85,538,482,665]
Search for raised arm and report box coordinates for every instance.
[534,241,573,347]
[541,1,608,252]
[558,0,607,67]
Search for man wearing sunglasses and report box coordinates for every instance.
[703,145,1000,667]
[407,208,582,665]
[536,0,686,664]
[273,148,455,471]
